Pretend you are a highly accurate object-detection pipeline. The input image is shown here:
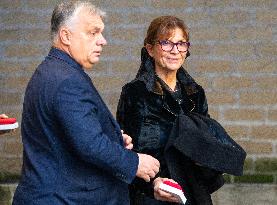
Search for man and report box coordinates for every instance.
[12,1,160,205]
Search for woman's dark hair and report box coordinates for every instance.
[144,16,189,46]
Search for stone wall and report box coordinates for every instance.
[0,0,276,203]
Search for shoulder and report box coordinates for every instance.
[36,58,92,102]
[118,79,149,106]
[178,68,205,95]
[122,79,146,93]
[121,79,147,97]
[27,59,84,98]
[178,67,198,86]
[44,57,83,80]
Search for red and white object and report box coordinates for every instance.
[0,118,18,130]
[159,180,187,204]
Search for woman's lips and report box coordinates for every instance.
[166,57,180,63]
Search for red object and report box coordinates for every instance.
[160,180,187,204]
[0,118,17,125]
[163,180,183,191]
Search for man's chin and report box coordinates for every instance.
[83,59,100,70]
[91,57,100,65]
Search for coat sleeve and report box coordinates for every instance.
[116,84,141,146]
[116,85,131,133]
[116,84,156,198]
[54,76,138,184]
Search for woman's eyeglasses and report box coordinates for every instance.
[157,40,190,52]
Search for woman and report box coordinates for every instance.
[117,16,223,205]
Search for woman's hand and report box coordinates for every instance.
[153,177,181,203]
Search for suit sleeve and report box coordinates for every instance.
[54,76,138,184]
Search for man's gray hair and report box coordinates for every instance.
[50,1,106,41]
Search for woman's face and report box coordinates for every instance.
[146,27,188,73]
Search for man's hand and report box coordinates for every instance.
[153,177,181,203]
[0,114,8,119]
[136,153,160,182]
[121,130,133,150]
[0,114,11,135]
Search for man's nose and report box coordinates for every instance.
[97,34,107,46]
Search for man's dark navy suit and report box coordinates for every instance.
[12,48,138,205]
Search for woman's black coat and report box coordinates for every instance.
[116,48,224,205]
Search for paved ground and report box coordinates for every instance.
[1,184,277,205]
[212,184,277,205]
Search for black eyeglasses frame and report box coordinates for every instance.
[157,40,190,53]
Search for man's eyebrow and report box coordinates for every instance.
[89,26,102,32]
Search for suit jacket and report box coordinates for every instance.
[12,47,138,205]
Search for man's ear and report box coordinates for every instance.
[59,27,71,46]
[145,44,154,57]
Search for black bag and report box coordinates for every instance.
[171,112,246,176]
